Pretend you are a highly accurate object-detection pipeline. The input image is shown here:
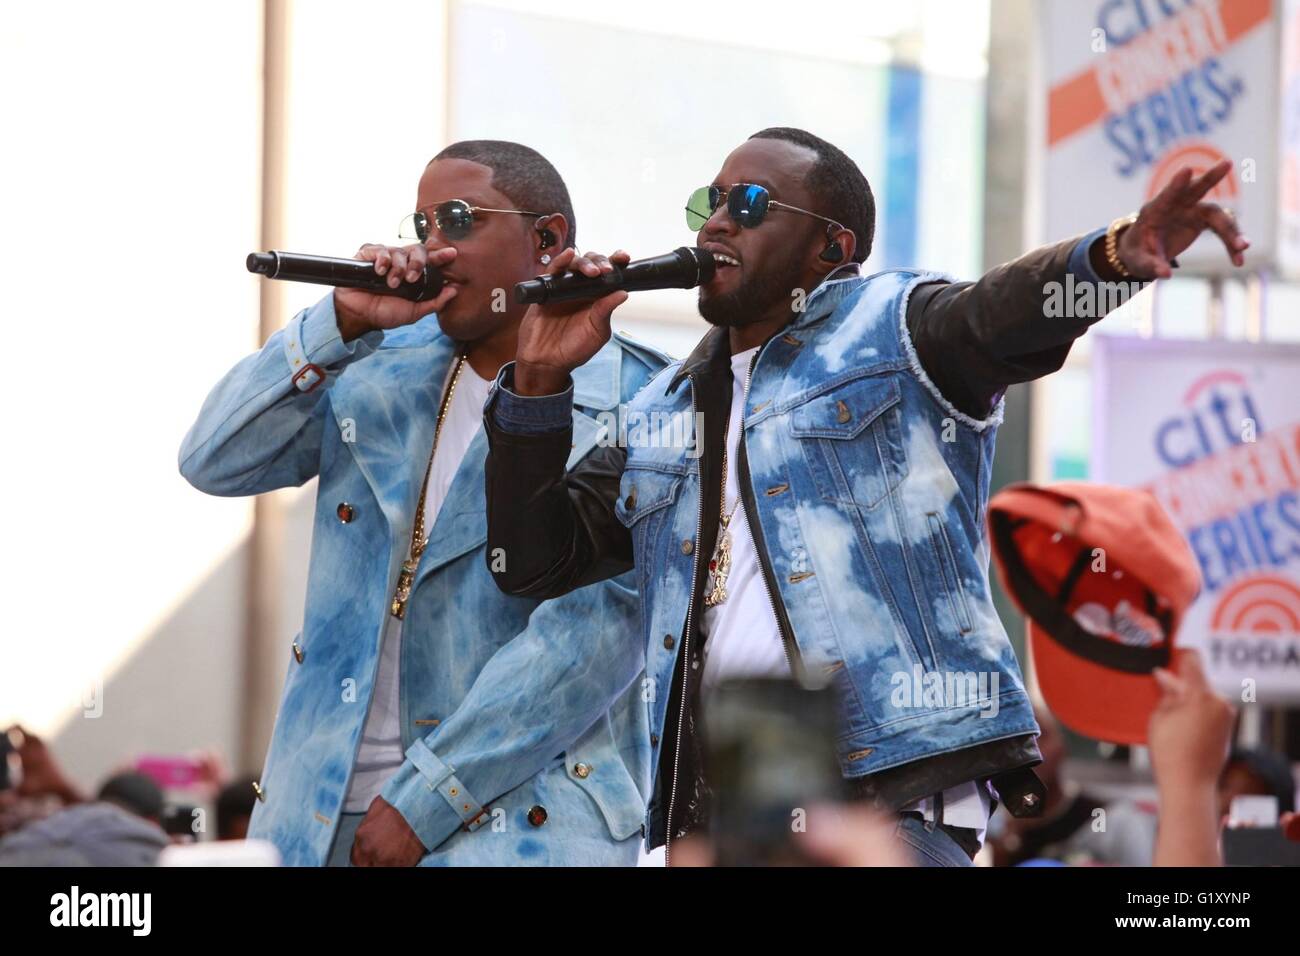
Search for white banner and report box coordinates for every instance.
[1042,0,1279,274]
[1093,335,1300,702]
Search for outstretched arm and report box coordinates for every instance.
[907,160,1249,420]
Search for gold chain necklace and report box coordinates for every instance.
[704,355,755,608]
[704,447,742,607]
[390,352,467,619]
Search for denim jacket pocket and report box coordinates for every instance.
[614,462,685,528]
[788,374,909,510]
[615,461,685,582]
[562,729,647,842]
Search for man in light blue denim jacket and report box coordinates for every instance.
[180,141,667,865]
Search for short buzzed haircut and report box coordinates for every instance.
[749,127,876,263]
[432,140,577,249]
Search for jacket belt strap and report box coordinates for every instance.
[405,739,490,831]
[284,311,325,393]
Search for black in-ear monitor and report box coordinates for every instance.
[818,223,845,263]
[819,241,844,263]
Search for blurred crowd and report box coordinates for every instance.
[0,728,258,865]
[3,645,1295,867]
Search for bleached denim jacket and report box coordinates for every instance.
[484,264,1072,844]
[179,294,667,865]
[616,269,1042,773]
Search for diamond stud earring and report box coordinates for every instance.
[539,254,552,265]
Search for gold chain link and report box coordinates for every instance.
[390,352,467,619]
[705,354,754,607]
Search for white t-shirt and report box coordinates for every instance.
[698,345,990,841]
[699,347,790,690]
[343,357,495,814]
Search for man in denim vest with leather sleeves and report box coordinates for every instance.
[482,127,1249,865]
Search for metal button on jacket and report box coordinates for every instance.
[336,502,355,523]
[573,762,592,779]
[527,805,548,827]
[663,634,675,650]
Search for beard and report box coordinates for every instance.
[697,256,806,328]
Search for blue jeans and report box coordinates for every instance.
[325,812,366,867]
[894,814,976,867]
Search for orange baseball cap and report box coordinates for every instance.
[987,482,1201,745]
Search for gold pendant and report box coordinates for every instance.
[704,530,732,607]
[390,559,419,619]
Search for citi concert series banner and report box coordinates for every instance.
[1040,0,1288,274]
[1093,334,1300,702]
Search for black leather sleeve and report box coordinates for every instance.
[483,407,634,600]
[905,235,1115,420]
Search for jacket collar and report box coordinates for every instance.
[666,324,730,395]
[790,262,865,330]
[416,341,621,582]
[666,263,866,394]
[415,428,489,583]
[571,339,621,411]
[330,318,624,581]
[328,320,454,542]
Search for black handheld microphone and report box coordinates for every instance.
[246,250,445,302]
[514,247,716,305]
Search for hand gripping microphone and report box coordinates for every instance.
[246,250,445,302]
[514,247,716,305]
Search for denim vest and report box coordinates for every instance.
[615,270,1039,802]
[180,295,668,865]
